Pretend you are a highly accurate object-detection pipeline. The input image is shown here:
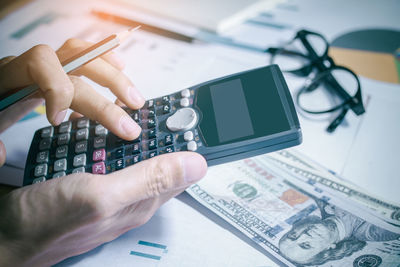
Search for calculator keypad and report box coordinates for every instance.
[24,88,203,185]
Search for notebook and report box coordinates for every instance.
[117,0,282,33]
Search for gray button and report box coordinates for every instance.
[95,124,108,136]
[32,177,46,184]
[59,121,72,133]
[75,141,88,154]
[57,133,70,145]
[56,145,68,159]
[34,164,48,177]
[41,126,53,138]
[181,89,190,98]
[166,108,198,132]
[72,167,85,174]
[183,131,194,141]
[36,151,49,163]
[180,98,190,107]
[54,158,67,172]
[187,141,197,151]
[76,128,89,141]
[77,118,89,128]
[73,153,86,167]
[53,172,66,178]
[39,138,52,151]
[94,136,106,148]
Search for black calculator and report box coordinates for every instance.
[23,65,302,186]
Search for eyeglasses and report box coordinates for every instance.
[267,29,365,133]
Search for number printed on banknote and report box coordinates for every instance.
[187,158,400,267]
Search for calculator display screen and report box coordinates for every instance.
[196,67,291,146]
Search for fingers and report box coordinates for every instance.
[105,152,207,205]
[0,45,74,125]
[69,76,141,140]
[57,38,145,110]
[68,111,83,121]
[0,140,6,167]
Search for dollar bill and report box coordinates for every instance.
[264,150,400,226]
[186,158,400,267]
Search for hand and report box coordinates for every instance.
[0,39,145,166]
[0,152,207,266]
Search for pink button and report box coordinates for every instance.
[92,162,106,174]
[93,149,106,162]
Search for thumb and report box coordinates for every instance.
[107,152,207,204]
[0,140,6,167]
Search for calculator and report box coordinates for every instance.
[23,65,302,186]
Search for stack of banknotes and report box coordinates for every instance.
[186,150,400,267]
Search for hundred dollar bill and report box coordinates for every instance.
[264,150,400,226]
[187,158,400,267]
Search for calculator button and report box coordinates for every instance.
[54,158,67,172]
[72,167,86,173]
[115,147,125,158]
[187,141,197,151]
[148,139,157,150]
[53,172,66,178]
[132,143,141,154]
[95,125,108,136]
[94,136,106,148]
[75,141,88,154]
[165,134,173,145]
[131,111,140,122]
[180,98,190,107]
[162,96,170,104]
[34,164,48,177]
[32,177,46,184]
[57,133,70,145]
[145,100,155,109]
[92,162,106,174]
[147,109,155,118]
[56,145,68,159]
[39,138,52,151]
[148,150,158,158]
[146,119,156,129]
[36,151,49,163]
[93,149,106,162]
[76,118,89,128]
[115,159,125,170]
[184,131,194,141]
[73,154,87,167]
[162,146,175,154]
[181,89,190,98]
[162,104,171,114]
[59,121,72,133]
[76,128,89,141]
[148,129,157,139]
[41,126,54,138]
[132,154,141,164]
[166,108,198,132]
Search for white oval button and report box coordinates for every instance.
[184,131,194,141]
[187,141,197,151]
[180,98,190,107]
[166,108,198,132]
[181,89,190,98]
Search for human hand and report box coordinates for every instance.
[0,38,145,166]
[0,152,207,266]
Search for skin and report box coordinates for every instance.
[279,221,340,264]
[0,39,207,266]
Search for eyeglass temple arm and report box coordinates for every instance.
[298,31,365,116]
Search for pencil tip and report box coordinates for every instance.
[117,26,141,43]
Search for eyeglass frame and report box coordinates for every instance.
[267,29,365,132]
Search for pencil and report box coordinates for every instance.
[0,26,141,112]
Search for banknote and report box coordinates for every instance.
[187,158,400,267]
[265,150,400,226]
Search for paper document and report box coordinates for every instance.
[117,0,283,33]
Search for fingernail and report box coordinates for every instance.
[120,115,140,138]
[182,153,207,184]
[129,86,145,107]
[54,109,67,125]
